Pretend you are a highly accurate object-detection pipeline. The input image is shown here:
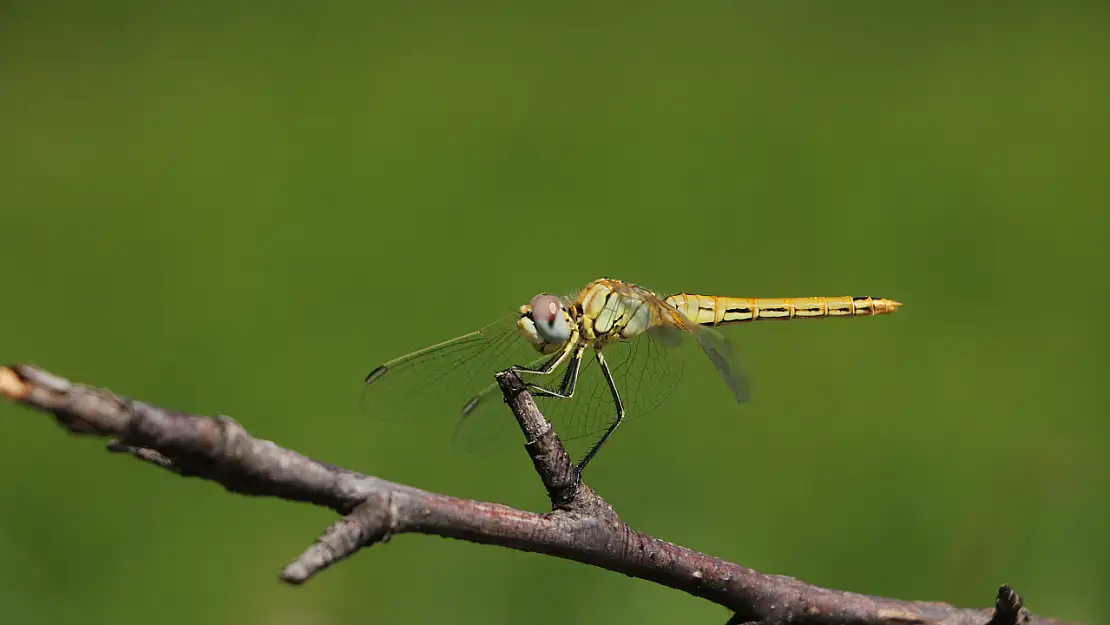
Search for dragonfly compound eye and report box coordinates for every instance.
[529,294,570,344]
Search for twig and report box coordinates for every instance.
[0,364,1072,625]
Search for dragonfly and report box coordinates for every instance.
[360,277,901,472]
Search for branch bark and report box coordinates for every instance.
[0,364,1070,625]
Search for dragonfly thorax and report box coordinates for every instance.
[577,279,657,345]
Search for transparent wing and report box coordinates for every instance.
[691,324,752,403]
[359,312,548,424]
[607,280,752,405]
[452,324,700,464]
[635,284,753,405]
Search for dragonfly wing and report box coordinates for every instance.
[692,325,752,403]
[451,329,688,463]
[640,285,752,404]
[359,312,545,424]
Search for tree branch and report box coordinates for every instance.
[0,364,1070,625]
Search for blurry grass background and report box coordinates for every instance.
[1,2,1107,624]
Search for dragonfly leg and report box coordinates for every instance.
[510,340,577,398]
[576,349,624,473]
[460,343,577,417]
[528,344,585,399]
[510,341,575,376]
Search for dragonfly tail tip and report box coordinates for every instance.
[877,298,903,314]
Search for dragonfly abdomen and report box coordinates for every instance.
[664,293,901,326]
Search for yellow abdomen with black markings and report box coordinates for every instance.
[664,293,902,326]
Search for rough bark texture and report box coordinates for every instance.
[0,364,1073,625]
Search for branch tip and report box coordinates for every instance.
[283,498,395,584]
[0,366,28,400]
[279,562,311,585]
[988,584,1028,625]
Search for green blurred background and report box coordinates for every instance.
[2,2,1107,623]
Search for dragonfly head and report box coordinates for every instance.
[517,293,574,354]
